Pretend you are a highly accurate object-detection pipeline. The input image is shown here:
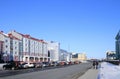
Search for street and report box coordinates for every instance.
[0,62,92,79]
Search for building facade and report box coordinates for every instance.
[0,30,49,63]
[9,30,49,63]
[106,51,116,60]
[59,49,70,62]
[0,31,10,62]
[8,34,20,62]
[115,30,120,59]
[72,53,87,62]
[47,41,60,61]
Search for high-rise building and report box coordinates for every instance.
[115,30,120,59]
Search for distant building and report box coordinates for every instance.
[106,51,116,60]
[115,30,120,59]
[59,49,70,62]
[71,53,87,61]
[47,41,60,61]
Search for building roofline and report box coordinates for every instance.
[10,30,46,43]
[0,31,9,37]
[8,33,20,40]
[115,30,120,40]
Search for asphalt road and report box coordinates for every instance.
[0,62,92,79]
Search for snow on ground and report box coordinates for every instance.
[98,62,120,79]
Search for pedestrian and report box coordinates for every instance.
[92,61,96,69]
[95,61,99,69]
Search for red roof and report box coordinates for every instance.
[14,31,46,43]
[8,33,20,40]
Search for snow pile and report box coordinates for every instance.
[98,62,120,79]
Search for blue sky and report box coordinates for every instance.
[0,0,120,59]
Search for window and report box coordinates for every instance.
[15,47,17,49]
[26,48,27,51]
[6,45,8,48]
[5,39,8,42]
[26,39,28,42]
[15,52,17,54]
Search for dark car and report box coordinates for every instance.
[33,62,43,68]
[3,62,19,70]
[42,62,50,67]
[18,63,28,69]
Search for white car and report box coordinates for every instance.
[21,63,34,68]
[26,63,34,68]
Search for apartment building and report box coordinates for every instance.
[8,34,20,61]
[116,30,120,59]
[9,30,49,63]
[0,40,4,62]
[0,31,10,62]
[0,30,48,63]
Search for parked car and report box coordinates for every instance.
[68,61,74,65]
[26,63,34,68]
[42,62,50,67]
[19,62,34,69]
[52,62,59,66]
[33,62,43,68]
[18,63,27,69]
[74,61,80,64]
[3,62,19,70]
[59,61,65,66]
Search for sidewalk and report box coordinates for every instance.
[77,69,98,79]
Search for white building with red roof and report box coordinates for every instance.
[9,30,49,63]
[0,31,10,62]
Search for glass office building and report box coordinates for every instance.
[116,30,120,59]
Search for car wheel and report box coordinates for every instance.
[11,67,15,70]
[3,67,6,70]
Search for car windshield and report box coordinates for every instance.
[22,63,27,65]
[6,63,11,65]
